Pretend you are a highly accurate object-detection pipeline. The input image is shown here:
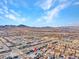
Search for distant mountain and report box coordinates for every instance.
[17,24,30,28]
[0,25,29,28]
[0,25,79,33]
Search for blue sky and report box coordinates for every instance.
[0,0,79,27]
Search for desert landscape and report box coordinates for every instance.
[0,25,79,59]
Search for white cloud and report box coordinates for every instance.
[36,1,70,23]
[0,0,28,23]
[0,1,9,14]
[5,14,17,21]
[46,3,69,21]
[35,0,77,24]
[10,10,20,16]
[37,0,55,10]
[5,14,27,23]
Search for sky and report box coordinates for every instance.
[0,0,79,27]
